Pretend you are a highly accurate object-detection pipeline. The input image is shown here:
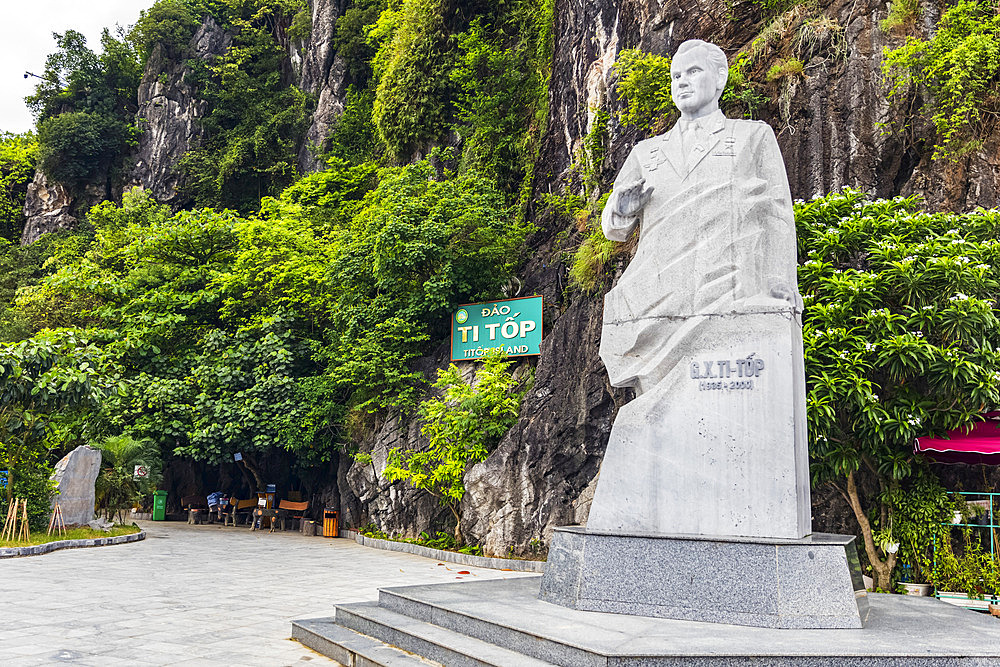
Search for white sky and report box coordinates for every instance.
[0,1,156,134]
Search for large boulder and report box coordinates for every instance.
[51,445,102,526]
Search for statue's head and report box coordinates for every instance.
[670,40,729,117]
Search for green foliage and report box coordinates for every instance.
[372,0,456,159]
[798,187,1000,586]
[0,232,91,341]
[0,330,106,522]
[614,49,767,131]
[322,87,382,166]
[383,353,525,542]
[37,112,129,192]
[883,0,1000,159]
[931,528,1000,597]
[333,0,388,86]
[0,457,56,533]
[8,153,525,468]
[134,0,203,56]
[766,58,805,81]
[613,49,676,131]
[451,1,555,200]
[287,3,313,41]
[883,473,959,583]
[0,133,37,241]
[881,0,921,34]
[567,194,622,293]
[93,434,162,523]
[26,29,140,193]
[172,0,310,211]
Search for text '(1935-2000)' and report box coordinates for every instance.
[690,355,765,391]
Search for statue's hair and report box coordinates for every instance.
[674,40,729,95]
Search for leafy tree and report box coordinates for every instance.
[26,29,140,195]
[798,188,1000,590]
[37,112,126,192]
[0,331,107,528]
[0,133,37,241]
[383,353,525,543]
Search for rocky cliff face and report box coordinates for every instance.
[132,17,232,207]
[20,171,77,245]
[296,0,350,173]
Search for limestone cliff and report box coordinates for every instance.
[131,17,232,207]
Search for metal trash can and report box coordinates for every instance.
[152,490,167,521]
[323,509,338,538]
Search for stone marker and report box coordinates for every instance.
[51,445,102,526]
[539,39,868,628]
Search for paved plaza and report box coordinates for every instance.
[2,520,531,665]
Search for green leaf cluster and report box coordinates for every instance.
[383,352,526,543]
[883,0,1000,159]
[0,133,37,241]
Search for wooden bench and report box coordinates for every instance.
[226,498,258,526]
[277,500,309,531]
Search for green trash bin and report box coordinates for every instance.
[152,490,167,521]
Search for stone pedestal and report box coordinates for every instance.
[539,526,869,629]
[590,309,811,539]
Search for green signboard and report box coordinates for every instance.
[451,295,543,361]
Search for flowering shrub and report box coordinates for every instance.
[797,188,1000,589]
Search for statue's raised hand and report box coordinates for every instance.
[614,178,655,217]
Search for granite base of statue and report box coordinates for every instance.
[538,40,868,629]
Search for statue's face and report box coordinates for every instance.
[670,48,725,115]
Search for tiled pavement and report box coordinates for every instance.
[2,520,531,666]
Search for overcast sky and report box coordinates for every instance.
[1,1,156,134]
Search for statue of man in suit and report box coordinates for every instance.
[587,39,811,539]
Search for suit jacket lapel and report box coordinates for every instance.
[658,127,683,178]
[684,116,728,176]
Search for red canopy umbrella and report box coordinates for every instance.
[914,412,1000,465]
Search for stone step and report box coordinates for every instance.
[292,616,441,667]
[377,584,604,667]
[336,602,557,667]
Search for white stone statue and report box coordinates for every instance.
[586,40,811,539]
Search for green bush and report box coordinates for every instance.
[383,352,526,544]
[0,133,37,241]
[884,0,1000,158]
[372,0,457,159]
[37,112,127,191]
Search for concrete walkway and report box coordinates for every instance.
[2,520,531,666]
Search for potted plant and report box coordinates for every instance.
[930,529,1000,611]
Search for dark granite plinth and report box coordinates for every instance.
[539,526,868,628]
